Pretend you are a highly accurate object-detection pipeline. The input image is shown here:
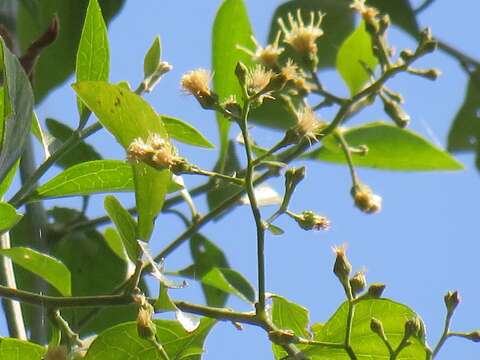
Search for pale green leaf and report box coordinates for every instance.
[308,122,463,171]
[212,0,254,166]
[76,0,110,121]
[336,21,378,95]
[162,115,214,149]
[144,36,161,79]
[0,202,22,233]
[0,338,46,359]
[73,81,170,240]
[0,247,71,296]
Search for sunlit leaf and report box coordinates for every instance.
[84,318,216,360]
[336,21,378,95]
[76,0,110,121]
[0,338,45,359]
[162,115,214,149]
[144,36,161,79]
[31,112,51,159]
[212,0,254,167]
[0,202,22,233]
[73,81,171,240]
[0,247,71,296]
[308,122,463,171]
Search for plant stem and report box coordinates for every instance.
[345,301,357,360]
[432,311,453,357]
[49,309,83,347]
[335,131,360,187]
[188,167,244,185]
[238,101,267,313]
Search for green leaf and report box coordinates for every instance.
[31,112,51,159]
[303,298,429,359]
[268,0,355,70]
[0,247,71,296]
[0,38,34,183]
[162,115,214,149]
[0,338,46,359]
[46,118,101,168]
[17,0,124,103]
[336,21,378,95]
[270,295,310,359]
[212,0,254,167]
[104,195,139,263]
[308,122,463,171]
[28,160,134,202]
[266,223,284,235]
[448,70,480,153]
[368,0,419,36]
[84,318,216,360]
[76,0,110,121]
[0,160,18,198]
[0,202,22,233]
[103,227,130,263]
[144,36,161,79]
[73,81,171,240]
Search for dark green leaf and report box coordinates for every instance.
[52,226,145,336]
[0,202,22,233]
[0,338,45,359]
[46,118,101,168]
[0,247,71,296]
[76,0,110,120]
[303,298,428,359]
[212,0,254,166]
[84,318,216,360]
[0,38,34,183]
[144,36,161,79]
[270,295,310,359]
[17,0,124,103]
[369,0,419,36]
[73,81,171,240]
[104,195,139,263]
[336,21,378,95]
[207,141,242,211]
[28,160,134,202]
[268,0,354,70]
[308,122,463,171]
[448,70,480,153]
[162,115,214,149]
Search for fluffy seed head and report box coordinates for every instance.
[239,33,285,67]
[181,68,211,97]
[295,106,322,141]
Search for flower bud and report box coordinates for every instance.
[290,210,330,231]
[404,316,423,340]
[332,244,352,287]
[235,61,248,88]
[417,28,437,54]
[350,270,367,296]
[351,185,382,214]
[268,329,298,345]
[409,68,441,81]
[400,49,415,62]
[367,283,386,298]
[380,94,410,128]
[444,290,460,314]
[137,303,156,340]
[285,167,306,190]
[370,318,386,340]
[465,330,480,343]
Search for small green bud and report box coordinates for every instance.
[381,94,410,128]
[404,316,423,340]
[444,290,460,314]
[285,167,306,190]
[370,318,386,339]
[417,28,437,54]
[235,61,248,88]
[400,49,415,62]
[350,270,367,296]
[351,184,382,214]
[409,68,442,81]
[268,329,298,345]
[333,244,352,287]
[290,210,330,231]
[367,283,386,298]
[465,330,480,343]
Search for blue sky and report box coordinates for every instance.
[11,0,480,358]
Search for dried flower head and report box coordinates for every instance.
[181,68,217,108]
[292,210,330,231]
[294,106,322,141]
[352,185,382,214]
[350,0,379,22]
[280,58,299,82]
[127,133,184,172]
[239,33,285,67]
[332,244,352,285]
[278,9,324,59]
